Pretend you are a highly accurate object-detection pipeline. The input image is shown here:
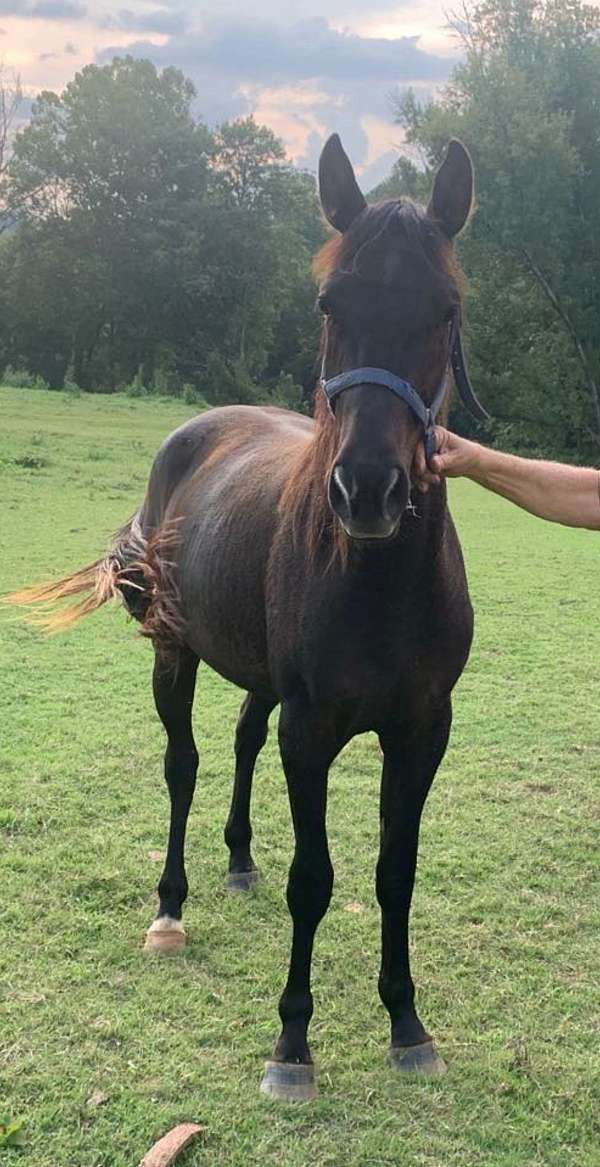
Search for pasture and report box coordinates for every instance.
[1,384,599,1166]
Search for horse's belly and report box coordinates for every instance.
[189,638,273,697]
[179,509,274,696]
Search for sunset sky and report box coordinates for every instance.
[1,0,462,187]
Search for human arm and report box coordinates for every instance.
[413,427,600,530]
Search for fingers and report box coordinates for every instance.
[414,443,440,482]
[413,441,427,477]
[412,429,443,491]
[414,465,441,490]
[415,471,441,492]
[413,426,475,485]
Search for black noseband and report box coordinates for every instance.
[320,315,489,468]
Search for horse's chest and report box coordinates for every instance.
[314,640,410,704]
[270,523,473,715]
[305,597,429,705]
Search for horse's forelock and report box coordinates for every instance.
[314,198,458,287]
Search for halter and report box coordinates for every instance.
[319,311,489,468]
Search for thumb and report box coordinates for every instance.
[429,449,457,477]
[429,450,450,474]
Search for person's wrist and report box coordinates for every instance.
[459,438,485,479]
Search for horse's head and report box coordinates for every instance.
[316,134,473,542]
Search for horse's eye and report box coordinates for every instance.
[317,294,331,316]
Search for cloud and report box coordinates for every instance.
[0,0,86,14]
[115,15,450,87]
[154,0,413,20]
[30,0,86,17]
[64,39,77,52]
[101,8,188,35]
[360,149,399,190]
[18,94,34,118]
[98,14,452,170]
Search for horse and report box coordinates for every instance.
[8,134,479,1101]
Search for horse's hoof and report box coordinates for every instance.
[389,1039,447,1077]
[144,915,186,954]
[226,868,259,893]
[259,1060,318,1102]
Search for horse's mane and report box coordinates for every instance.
[279,198,462,566]
[279,388,345,565]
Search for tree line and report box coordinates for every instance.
[0,58,325,405]
[2,0,600,456]
[375,0,600,457]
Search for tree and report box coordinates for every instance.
[210,117,286,210]
[182,117,325,397]
[6,57,212,389]
[0,226,75,386]
[390,0,600,453]
[368,155,429,203]
[1,63,325,400]
[0,63,23,232]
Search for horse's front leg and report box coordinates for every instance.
[376,699,452,1076]
[260,698,344,1102]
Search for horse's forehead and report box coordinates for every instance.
[356,223,440,285]
[329,237,450,321]
[379,242,438,289]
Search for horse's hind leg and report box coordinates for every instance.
[224,693,275,892]
[145,645,199,953]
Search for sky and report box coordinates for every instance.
[0,0,462,189]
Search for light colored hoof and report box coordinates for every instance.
[389,1039,447,1077]
[144,915,186,954]
[259,1060,318,1102]
[226,868,259,893]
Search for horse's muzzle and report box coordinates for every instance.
[328,463,409,541]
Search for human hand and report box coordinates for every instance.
[412,427,481,491]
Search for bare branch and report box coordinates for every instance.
[445,1,476,51]
[0,61,24,230]
[521,246,600,441]
[0,61,23,177]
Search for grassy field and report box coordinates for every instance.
[1,385,599,1167]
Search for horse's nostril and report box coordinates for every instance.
[383,468,408,520]
[331,465,355,510]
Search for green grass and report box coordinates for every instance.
[1,385,599,1167]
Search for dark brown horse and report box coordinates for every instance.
[10,135,476,1100]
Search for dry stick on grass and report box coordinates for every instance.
[139,1123,206,1167]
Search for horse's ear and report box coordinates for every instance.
[319,133,367,233]
[428,139,473,238]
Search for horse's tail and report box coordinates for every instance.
[2,513,186,651]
